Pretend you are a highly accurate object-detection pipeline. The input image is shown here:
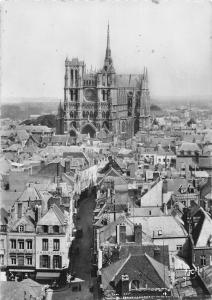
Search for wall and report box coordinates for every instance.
[35,235,69,269]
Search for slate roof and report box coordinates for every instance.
[191,207,212,247]
[98,157,124,174]
[101,253,170,290]
[37,203,67,226]
[127,215,188,239]
[17,185,42,202]
[178,142,201,153]
[115,74,142,88]
[101,255,130,289]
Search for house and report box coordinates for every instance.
[100,253,171,299]
[0,208,8,281]
[176,142,201,178]
[183,207,212,269]
[7,212,36,280]
[200,176,212,212]
[35,204,70,283]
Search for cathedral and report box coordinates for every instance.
[56,24,151,139]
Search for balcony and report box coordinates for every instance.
[9,248,34,254]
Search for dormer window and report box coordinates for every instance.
[53,225,59,234]
[19,225,24,232]
[43,225,48,233]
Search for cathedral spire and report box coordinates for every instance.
[105,22,111,60]
[103,22,114,72]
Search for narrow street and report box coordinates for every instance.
[51,189,96,300]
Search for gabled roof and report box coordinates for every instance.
[98,167,127,186]
[37,203,67,226]
[101,253,170,290]
[98,157,124,175]
[9,214,35,232]
[192,207,212,247]
[101,255,131,289]
[17,185,42,202]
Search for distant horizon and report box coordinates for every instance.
[2,95,212,105]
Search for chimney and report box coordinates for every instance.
[162,179,168,194]
[134,223,142,244]
[56,186,62,196]
[116,224,126,244]
[120,274,129,297]
[38,205,42,220]
[118,224,126,244]
[64,160,70,173]
[35,205,42,223]
[98,248,103,270]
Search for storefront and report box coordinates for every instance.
[7,268,35,281]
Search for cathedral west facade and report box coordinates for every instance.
[57,25,151,139]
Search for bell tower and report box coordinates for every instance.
[139,67,151,131]
[64,57,85,133]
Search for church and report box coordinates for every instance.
[56,24,151,139]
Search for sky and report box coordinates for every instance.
[1,0,212,102]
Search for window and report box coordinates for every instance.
[42,239,48,251]
[19,225,24,232]
[0,239,4,249]
[18,255,24,266]
[11,256,16,265]
[40,255,50,268]
[53,255,62,269]
[53,225,59,234]
[121,121,126,133]
[11,240,16,249]
[200,255,206,266]
[158,230,162,236]
[43,225,48,233]
[131,280,140,290]
[53,239,60,251]
[27,240,32,250]
[177,245,182,251]
[26,256,32,265]
[18,240,24,249]
[0,254,4,265]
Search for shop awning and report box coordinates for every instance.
[9,269,35,272]
[36,272,60,279]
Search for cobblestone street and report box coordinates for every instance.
[51,189,97,300]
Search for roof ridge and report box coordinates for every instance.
[112,253,131,281]
[145,253,169,288]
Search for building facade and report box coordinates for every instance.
[35,204,70,283]
[58,24,151,138]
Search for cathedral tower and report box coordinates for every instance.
[139,67,151,131]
